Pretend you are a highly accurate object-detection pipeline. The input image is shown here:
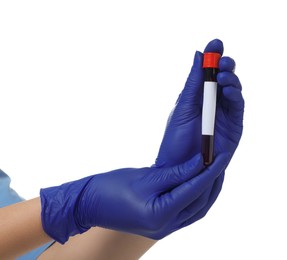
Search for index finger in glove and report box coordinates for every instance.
[178,39,224,104]
[204,39,224,55]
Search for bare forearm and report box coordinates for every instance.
[0,198,52,259]
[40,227,156,260]
[0,198,156,260]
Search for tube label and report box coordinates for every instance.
[202,81,217,135]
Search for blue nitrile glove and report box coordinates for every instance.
[40,153,230,244]
[153,39,244,222]
[154,39,244,167]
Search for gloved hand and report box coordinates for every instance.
[154,39,244,167]
[40,39,244,245]
[40,152,230,244]
[153,39,244,223]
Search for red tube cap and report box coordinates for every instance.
[203,52,221,68]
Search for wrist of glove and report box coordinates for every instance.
[40,175,93,243]
[40,153,230,244]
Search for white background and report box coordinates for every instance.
[1,1,286,259]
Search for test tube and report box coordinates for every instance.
[201,52,221,165]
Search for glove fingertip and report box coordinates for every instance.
[193,50,203,66]
[204,39,224,55]
[219,56,236,72]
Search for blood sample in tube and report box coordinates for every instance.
[202,52,221,165]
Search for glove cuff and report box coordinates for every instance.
[40,176,93,244]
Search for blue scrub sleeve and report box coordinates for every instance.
[0,169,54,259]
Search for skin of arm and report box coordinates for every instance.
[39,228,156,260]
[0,195,156,260]
[0,198,52,259]
[0,196,156,260]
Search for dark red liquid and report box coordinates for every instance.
[202,135,214,165]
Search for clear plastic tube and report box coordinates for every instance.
[202,52,221,165]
